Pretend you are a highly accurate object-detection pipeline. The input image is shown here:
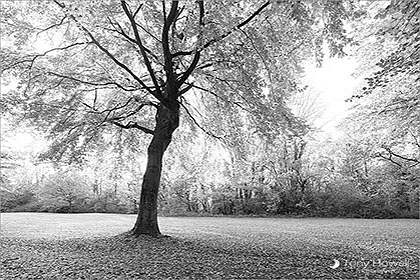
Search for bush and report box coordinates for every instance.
[9,200,44,212]
[1,189,38,212]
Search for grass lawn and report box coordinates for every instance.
[1,213,418,279]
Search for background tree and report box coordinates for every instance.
[342,0,419,217]
[348,0,419,164]
[40,169,90,212]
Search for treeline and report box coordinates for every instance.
[1,133,418,219]
[2,173,417,219]
[159,180,418,219]
[1,171,136,214]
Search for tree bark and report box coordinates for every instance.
[131,103,179,237]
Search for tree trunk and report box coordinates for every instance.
[132,104,179,237]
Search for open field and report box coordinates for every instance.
[1,213,419,279]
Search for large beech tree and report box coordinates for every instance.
[347,1,419,169]
[1,0,348,236]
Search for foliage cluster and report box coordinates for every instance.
[1,168,136,214]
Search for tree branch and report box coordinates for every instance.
[133,3,143,18]
[178,83,194,96]
[180,98,222,140]
[172,1,270,57]
[47,71,142,92]
[177,1,204,87]
[53,0,169,107]
[186,82,252,113]
[121,0,162,96]
[162,0,179,98]
[36,14,68,36]
[85,97,136,115]
[378,153,402,168]
[385,147,419,163]
[2,42,89,73]
[110,121,154,135]
[136,22,163,45]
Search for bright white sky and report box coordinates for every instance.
[303,55,359,137]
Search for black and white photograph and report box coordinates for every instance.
[0,0,419,279]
